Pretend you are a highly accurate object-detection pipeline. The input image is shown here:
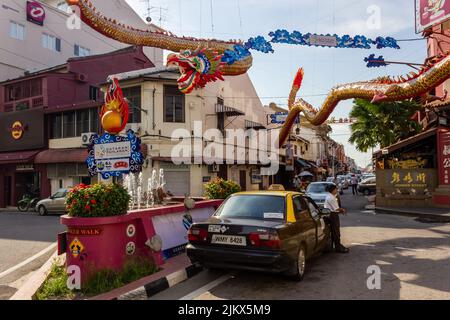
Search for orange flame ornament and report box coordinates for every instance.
[100,78,129,135]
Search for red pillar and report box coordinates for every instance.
[433,127,450,207]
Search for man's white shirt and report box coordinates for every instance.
[324,193,340,212]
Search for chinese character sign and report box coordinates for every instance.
[389,170,430,188]
[438,129,450,185]
[416,0,450,32]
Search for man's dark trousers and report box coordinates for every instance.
[328,212,341,248]
[352,184,357,195]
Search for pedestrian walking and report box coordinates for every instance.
[324,184,349,253]
[351,175,358,195]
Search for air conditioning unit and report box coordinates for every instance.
[75,73,88,82]
[81,132,96,146]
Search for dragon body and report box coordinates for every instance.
[278,52,450,147]
[66,0,252,93]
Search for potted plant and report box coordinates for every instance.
[204,178,241,200]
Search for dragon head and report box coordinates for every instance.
[167,49,225,94]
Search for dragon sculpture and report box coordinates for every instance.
[66,0,252,94]
[278,52,450,147]
[66,0,450,149]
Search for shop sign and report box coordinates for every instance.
[16,164,34,171]
[8,121,27,140]
[251,168,262,184]
[87,130,143,179]
[68,228,102,236]
[415,0,450,33]
[388,170,431,189]
[26,1,45,26]
[438,130,450,185]
[268,112,300,125]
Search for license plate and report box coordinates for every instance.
[211,234,247,246]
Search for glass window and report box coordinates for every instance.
[51,114,62,139]
[90,108,100,132]
[10,21,25,40]
[306,198,320,219]
[293,196,308,220]
[164,85,185,123]
[216,195,286,220]
[122,86,141,124]
[42,33,61,52]
[57,2,69,12]
[74,44,91,57]
[63,112,75,138]
[76,109,90,136]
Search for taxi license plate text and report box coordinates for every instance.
[211,234,246,246]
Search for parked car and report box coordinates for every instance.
[36,188,69,216]
[357,177,376,196]
[306,182,342,207]
[186,190,333,281]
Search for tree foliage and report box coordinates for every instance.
[348,99,423,152]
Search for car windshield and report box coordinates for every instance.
[306,184,329,193]
[52,190,67,198]
[216,195,286,220]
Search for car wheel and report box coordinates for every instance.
[289,245,306,281]
[38,205,47,216]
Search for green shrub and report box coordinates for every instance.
[66,183,130,218]
[34,262,74,300]
[204,178,241,199]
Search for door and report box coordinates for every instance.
[239,170,247,191]
[218,165,228,180]
[164,171,190,196]
[304,197,326,248]
[4,176,12,206]
[292,195,317,256]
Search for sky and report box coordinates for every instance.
[126,0,427,168]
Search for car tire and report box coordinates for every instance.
[289,245,307,281]
[38,205,48,216]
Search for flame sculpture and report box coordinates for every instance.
[279,52,450,147]
[101,78,129,135]
[65,0,251,93]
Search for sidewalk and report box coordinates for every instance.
[376,206,450,222]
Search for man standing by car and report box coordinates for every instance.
[324,184,350,253]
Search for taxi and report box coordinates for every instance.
[186,186,333,281]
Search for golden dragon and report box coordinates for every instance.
[67,0,450,149]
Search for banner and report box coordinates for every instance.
[416,0,450,32]
[26,1,45,26]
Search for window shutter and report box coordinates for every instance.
[74,44,79,56]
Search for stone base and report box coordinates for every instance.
[433,185,450,207]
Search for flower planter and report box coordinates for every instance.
[59,199,223,285]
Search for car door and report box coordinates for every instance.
[53,190,67,212]
[292,195,317,257]
[48,190,65,212]
[304,197,326,251]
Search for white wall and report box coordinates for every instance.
[0,0,163,81]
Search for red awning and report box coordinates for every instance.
[0,150,41,164]
[34,148,88,164]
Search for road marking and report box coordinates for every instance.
[395,247,426,252]
[0,242,57,280]
[179,273,234,300]
[351,243,376,247]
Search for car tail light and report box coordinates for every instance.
[249,232,281,249]
[188,227,208,243]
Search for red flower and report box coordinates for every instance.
[85,204,91,211]
[91,199,97,204]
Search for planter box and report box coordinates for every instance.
[59,199,223,284]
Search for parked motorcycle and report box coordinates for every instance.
[17,194,40,212]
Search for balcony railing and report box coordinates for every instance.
[2,96,45,112]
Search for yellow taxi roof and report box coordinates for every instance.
[232,191,301,197]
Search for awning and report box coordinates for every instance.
[296,158,311,168]
[215,104,245,117]
[34,148,88,164]
[0,150,41,164]
[245,120,266,130]
[373,128,437,158]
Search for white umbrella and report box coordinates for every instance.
[299,171,313,177]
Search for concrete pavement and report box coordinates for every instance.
[149,192,450,300]
[0,211,65,300]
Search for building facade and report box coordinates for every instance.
[0,46,154,207]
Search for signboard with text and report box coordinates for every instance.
[26,1,45,26]
[415,0,450,32]
[438,129,450,185]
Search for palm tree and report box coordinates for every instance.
[348,99,423,152]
